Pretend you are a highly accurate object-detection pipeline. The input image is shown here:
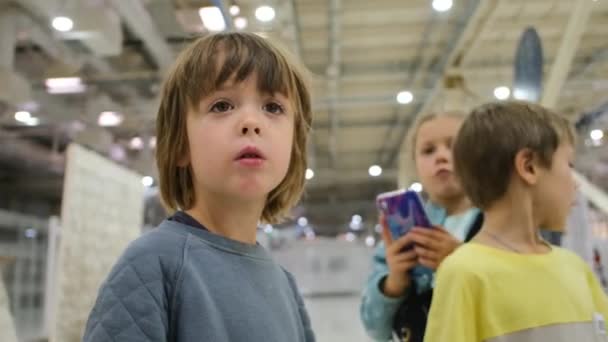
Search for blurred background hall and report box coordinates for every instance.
[1,0,608,341]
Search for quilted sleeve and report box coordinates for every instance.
[83,230,185,341]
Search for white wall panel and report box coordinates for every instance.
[50,144,144,342]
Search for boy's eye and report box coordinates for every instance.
[210,101,234,113]
[263,102,285,115]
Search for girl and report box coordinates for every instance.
[360,111,481,342]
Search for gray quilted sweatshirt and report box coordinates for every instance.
[83,219,316,342]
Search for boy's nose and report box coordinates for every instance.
[241,126,261,135]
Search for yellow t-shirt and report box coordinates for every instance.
[425,243,608,342]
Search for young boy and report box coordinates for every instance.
[83,32,315,341]
[424,101,608,342]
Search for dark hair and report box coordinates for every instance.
[453,101,575,209]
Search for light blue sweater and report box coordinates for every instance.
[83,219,315,342]
[359,203,479,341]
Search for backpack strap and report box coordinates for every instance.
[464,212,483,242]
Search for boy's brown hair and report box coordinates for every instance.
[155,32,312,223]
[453,101,576,209]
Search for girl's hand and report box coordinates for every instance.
[409,226,462,270]
[380,215,418,297]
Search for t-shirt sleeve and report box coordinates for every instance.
[424,257,479,342]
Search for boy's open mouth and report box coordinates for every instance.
[236,146,266,160]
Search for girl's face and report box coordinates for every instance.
[414,116,465,203]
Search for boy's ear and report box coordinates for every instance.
[514,148,538,185]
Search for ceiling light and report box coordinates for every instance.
[591,129,604,141]
[14,111,39,126]
[493,86,510,100]
[25,228,38,239]
[432,0,453,12]
[230,5,240,16]
[255,6,275,22]
[409,182,423,193]
[25,117,40,126]
[297,217,308,227]
[513,87,533,101]
[45,77,86,94]
[396,90,414,104]
[52,16,74,32]
[130,136,144,150]
[365,235,376,247]
[350,214,363,231]
[141,176,154,187]
[14,111,31,123]
[263,224,273,234]
[369,165,382,177]
[305,168,314,180]
[98,111,124,127]
[375,224,383,233]
[234,17,248,29]
[345,232,356,242]
[199,6,226,32]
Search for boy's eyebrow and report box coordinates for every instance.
[215,82,235,91]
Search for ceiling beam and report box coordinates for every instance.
[109,0,174,71]
[541,0,592,108]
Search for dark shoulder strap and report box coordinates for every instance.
[465,212,484,242]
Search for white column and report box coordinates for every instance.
[541,0,592,108]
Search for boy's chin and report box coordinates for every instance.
[539,220,567,233]
[231,184,275,202]
[541,227,566,233]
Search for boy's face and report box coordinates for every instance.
[183,73,294,204]
[415,116,465,202]
[534,143,576,231]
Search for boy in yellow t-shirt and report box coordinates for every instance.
[424,101,608,342]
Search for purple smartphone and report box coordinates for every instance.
[377,189,435,293]
[376,189,432,240]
